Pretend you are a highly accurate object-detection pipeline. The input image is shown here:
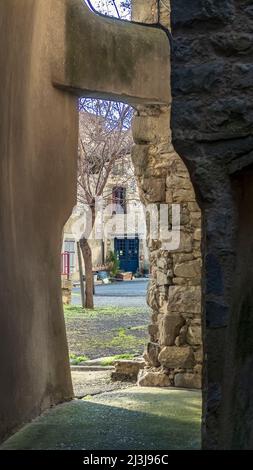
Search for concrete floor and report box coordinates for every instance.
[1,388,201,450]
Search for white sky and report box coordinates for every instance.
[88,0,130,19]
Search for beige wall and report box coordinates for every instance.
[0,0,76,442]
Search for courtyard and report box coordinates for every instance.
[67,280,150,362]
[1,0,252,454]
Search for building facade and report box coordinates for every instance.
[63,153,149,280]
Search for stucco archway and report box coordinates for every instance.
[0,0,171,443]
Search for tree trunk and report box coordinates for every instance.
[77,241,86,308]
[80,237,94,309]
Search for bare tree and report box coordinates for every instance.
[86,0,131,19]
[78,1,132,309]
[78,100,133,308]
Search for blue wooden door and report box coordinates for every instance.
[115,237,139,273]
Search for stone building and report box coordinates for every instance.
[63,112,149,279]
[63,179,149,279]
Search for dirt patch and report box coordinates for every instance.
[71,370,133,398]
[65,305,150,359]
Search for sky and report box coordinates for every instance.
[87,0,130,19]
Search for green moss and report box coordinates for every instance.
[1,388,202,450]
[69,353,89,365]
[118,327,126,337]
[64,305,149,318]
[64,304,150,359]
[100,354,136,366]
[129,325,146,331]
[108,328,146,350]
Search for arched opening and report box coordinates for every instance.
[62,97,151,396]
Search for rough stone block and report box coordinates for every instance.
[138,370,171,387]
[62,288,71,305]
[175,324,188,346]
[245,5,253,17]
[232,64,253,90]
[157,257,169,270]
[174,259,202,278]
[159,346,195,369]
[194,348,203,364]
[174,372,201,390]
[166,174,192,190]
[211,34,253,57]
[166,189,173,203]
[156,270,170,286]
[172,277,188,286]
[111,360,145,382]
[132,0,158,24]
[147,281,159,311]
[159,314,185,346]
[177,232,193,253]
[168,286,202,314]
[132,114,169,144]
[173,97,253,141]
[173,188,196,203]
[144,342,161,367]
[173,63,224,95]
[61,278,72,289]
[194,229,202,241]
[194,364,202,375]
[172,0,235,27]
[131,144,149,177]
[188,202,201,212]
[186,321,202,346]
[173,37,210,63]
[148,324,159,342]
[142,177,166,202]
[173,253,194,264]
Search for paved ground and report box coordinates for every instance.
[1,388,202,450]
[72,279,149,307]
[71,370,132,398]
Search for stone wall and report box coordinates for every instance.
[170,0,253,450]
[62,278,72,305]
[131,0,203,389]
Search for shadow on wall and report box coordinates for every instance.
[222,165,253,449]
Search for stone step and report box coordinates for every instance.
[71,365,114,372]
